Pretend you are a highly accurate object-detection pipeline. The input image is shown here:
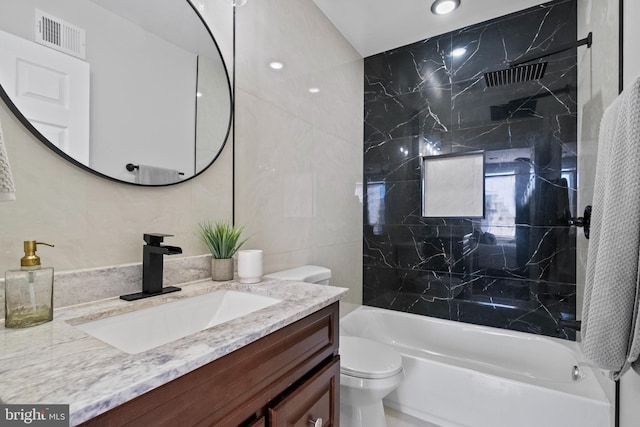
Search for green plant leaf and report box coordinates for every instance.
[197,221,250,259]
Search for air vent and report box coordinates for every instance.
[35,9,86,59]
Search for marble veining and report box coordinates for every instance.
[363,0,578,340]
[0,278,347,425]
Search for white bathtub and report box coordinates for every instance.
[340,306,611,427]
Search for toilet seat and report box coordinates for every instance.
[340,336,403,379]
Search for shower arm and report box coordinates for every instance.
[509,32,593,68]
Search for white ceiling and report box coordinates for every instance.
[312,0,551,58]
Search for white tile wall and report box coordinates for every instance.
[234,0,364,304]
[576,0,619,424]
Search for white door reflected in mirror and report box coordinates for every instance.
[0,29,90,165]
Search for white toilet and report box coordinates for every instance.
[264,265,404,427]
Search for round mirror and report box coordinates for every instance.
[0,0,232,186]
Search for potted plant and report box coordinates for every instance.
[198,221,249,281]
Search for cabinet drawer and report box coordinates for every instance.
[269,357,340,427]
[247,416,266,427]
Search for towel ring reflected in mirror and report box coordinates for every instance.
[126,163,185,177]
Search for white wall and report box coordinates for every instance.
[0,0,234,275]
[196,55,231,174]
[621,364,640,425]
[576,0,619,424]
[619,2,640,425]
[623,0,640,89]
[577,1,640,424]
[86,7,197,180]
[234,0,364,304]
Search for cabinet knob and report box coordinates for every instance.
[309,418,323,427]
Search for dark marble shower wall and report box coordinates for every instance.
[363,0,578,340]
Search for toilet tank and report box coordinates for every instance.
[263,265,331,285]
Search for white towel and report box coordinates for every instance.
[134,164,180,185]
[582,76,640,379]
[0,118,16,201]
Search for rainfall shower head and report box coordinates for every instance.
[483,32,592,88]
[484,62,547,88]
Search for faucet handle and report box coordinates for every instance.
[144,233,173,245]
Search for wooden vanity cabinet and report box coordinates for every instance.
[80,303,339,427]
[269,357,339,427]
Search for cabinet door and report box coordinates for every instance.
[269,357,339,427]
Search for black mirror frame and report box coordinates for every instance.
[0,0,233,187]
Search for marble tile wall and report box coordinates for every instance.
[234,0,364,304]
[363,0,578,339]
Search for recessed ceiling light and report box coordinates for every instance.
[308,87,320,93]
[431,0,461,15]
[196,92,203,97]
[269,61,284,70]
[451,47,467,57]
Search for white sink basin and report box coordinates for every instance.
[76,290,282,354]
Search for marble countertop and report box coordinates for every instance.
[0,279,348,425]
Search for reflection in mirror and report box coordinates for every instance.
[0,0,232,186]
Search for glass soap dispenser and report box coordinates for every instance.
[4,241,55,328]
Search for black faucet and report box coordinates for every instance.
[121,233,183,301]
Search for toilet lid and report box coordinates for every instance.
[340,336,403,379]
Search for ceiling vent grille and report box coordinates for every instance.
[35,9,86,59]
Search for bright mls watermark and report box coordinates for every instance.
[1,405,69,426]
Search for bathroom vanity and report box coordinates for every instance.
[0,279,346,426]
[82,304,339,426]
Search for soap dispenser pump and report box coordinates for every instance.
[4,241,55,328]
